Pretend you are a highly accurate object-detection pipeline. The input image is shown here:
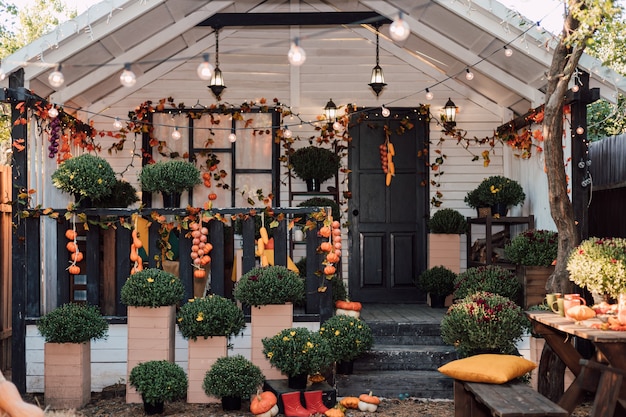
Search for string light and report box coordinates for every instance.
[196,53,214,81]
[48,65,64,88]
[113,117,123,129]
[283,126,292,138]
[465,68,474,81]
[571,84,580,93]
[287,39,306,66]
[504,46,513,57]
[228,132,237,142]
[389,12,410,42]
[48,106,59,118]
[425,88,433,101]
[120,63,136,87]
[171,127,182,140]
[0,70,5,81]
[381,105,390,117]
[536,21,542,32]
[576,126,585,135]
[333,120,343,131]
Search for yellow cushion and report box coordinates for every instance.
[438,354,537,384]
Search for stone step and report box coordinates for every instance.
[367,322,445,345]
[354,344,457,372]
[335,370,454,399]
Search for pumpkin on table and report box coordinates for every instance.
[335,300,362,318]
[567,305,596,323]
[250,390,279,417]
[358,392,380,412]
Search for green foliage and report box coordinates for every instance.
[37,303,108,344]
[440,292,530,358]
[202,355,264,398]
[453,265,521,301]
[93,179,139,208]
[319,315,373,362]
[466,176,525,208]
[51,154,117,201]
[120,268,185,307]
[298,197,341,223]
[262,327,333,377]
[567,237,626,298]
[290,146,341,182]
[176,295,245,341]
[295,256,347,303]
[234,266,305,307]
[129,360,188,406]
[414,266,457,297]
[504,229,558,267]
[586,97,626,141]
[428,208,467,234]
[139,160,201,193]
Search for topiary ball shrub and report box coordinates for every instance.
[414,266,457,297]
[428,208,467,234]
[453,265,521,301]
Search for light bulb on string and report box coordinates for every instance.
[381,105,390,117]
[571,84,580,93]
[48,65,64,88]
[228,132,237,143]
[48,106,59,118]
[465,68,474,81]
[197,53,214,80]
[0,70,5,81]
[120,63,136,87]
[504,46,513,57]
[389,12,410,42]
[283,126,292,139]
[333,121,344,132]
[536,21,542,32]
[113,118,123,129]
[576,126,585,135]
[425,88,433,101]
[287,39,306,66]
[171,128,182,141]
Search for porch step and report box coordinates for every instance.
[368,322,445,345]
[354,344,457,372]
[335,370,453,399]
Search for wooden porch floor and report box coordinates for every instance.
[359,304,447,324]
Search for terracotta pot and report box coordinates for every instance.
[44,342,91,409]
[187,336,227,403]
[251,303,293,380]
[126,305,176,403]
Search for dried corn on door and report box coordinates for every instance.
[348,108,429,303]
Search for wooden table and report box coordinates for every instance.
[527,311,626,416]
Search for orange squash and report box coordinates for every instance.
[325,406,345,417]
[326,253,340,264]
[64,229,77,240]
[324,265,336,275]
[319,226,332,238]
[71,251,84,262]
[339,396,360,409]
[335,300,362,311]
[358,391,380,412]
[68,265,81,275]
[0,373,45,417]
[193,269,207,279]
[66,241,78,253]
[250,390,278,417]
[320,242,333,252]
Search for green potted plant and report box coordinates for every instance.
[51,153,117,206]
[453,265,521,302]
[129,360,188,415]
[139,159,201,206]
[468,176,526,217]
[234,265,305,307]
[93,179,139,208]
[441,291,530,357]
[262,327,333,389]
[37,303,109,409]
[428,208,466,273]
[176,295,245,340]
[298,197,341,223]
[505,229,558,308]
[414,266,457,308]
[202,355,264,411]
[319,315,373,374]
[121,268,185,307]
[289,146,341,191]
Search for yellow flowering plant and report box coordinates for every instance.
[262,327,333,377]
[120,268,185,307]
[176,295,245,341]
[319,315,373,363]
[51,154,117,202]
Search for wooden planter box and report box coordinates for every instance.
[428,234,461,273]
[126,305,176,403]
[519,266,554,309]
[251,304,293,380]
[187,336,227,403]
[44,342,91,409]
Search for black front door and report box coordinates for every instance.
[348,108,429,303]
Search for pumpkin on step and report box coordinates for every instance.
[325,405,345,417]
[335,300,362,318]
[358,391,380,412]
[0,372,45,417]
[339,396,360,409]
[250,390,278,417]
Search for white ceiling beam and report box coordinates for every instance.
[3,0,166,80]
[362,0,543,104]
[52,2,233,105]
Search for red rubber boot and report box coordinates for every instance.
[281,391,312,417]
[303,390,329,414]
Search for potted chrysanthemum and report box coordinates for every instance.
[319,315,373,375]
[139,159,201,207]
[202,355,264,411]
[453,265,521,302]
[129,360,188,415]
[51,153,117,207]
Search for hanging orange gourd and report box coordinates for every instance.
[190,220,211,278]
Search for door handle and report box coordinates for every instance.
[352,209,359,216]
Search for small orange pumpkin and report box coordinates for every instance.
[324,265,336,275]
[339,396,360,409]
[320,242,333,252]
[66,241,78,253]
[65,229,77,240]
[250,390,278,417]
[326,252,340,263]
[193,269,207,279]
[325,406,345,417]
[208,193,218,201]
[71,251,84,262]
[358,391,380,412]
[68,265,81,275]
[335,300,362,311]
[319,226,332,238]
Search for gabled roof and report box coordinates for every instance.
[1,0,624,119]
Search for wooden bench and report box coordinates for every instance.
[454,380,568,417]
